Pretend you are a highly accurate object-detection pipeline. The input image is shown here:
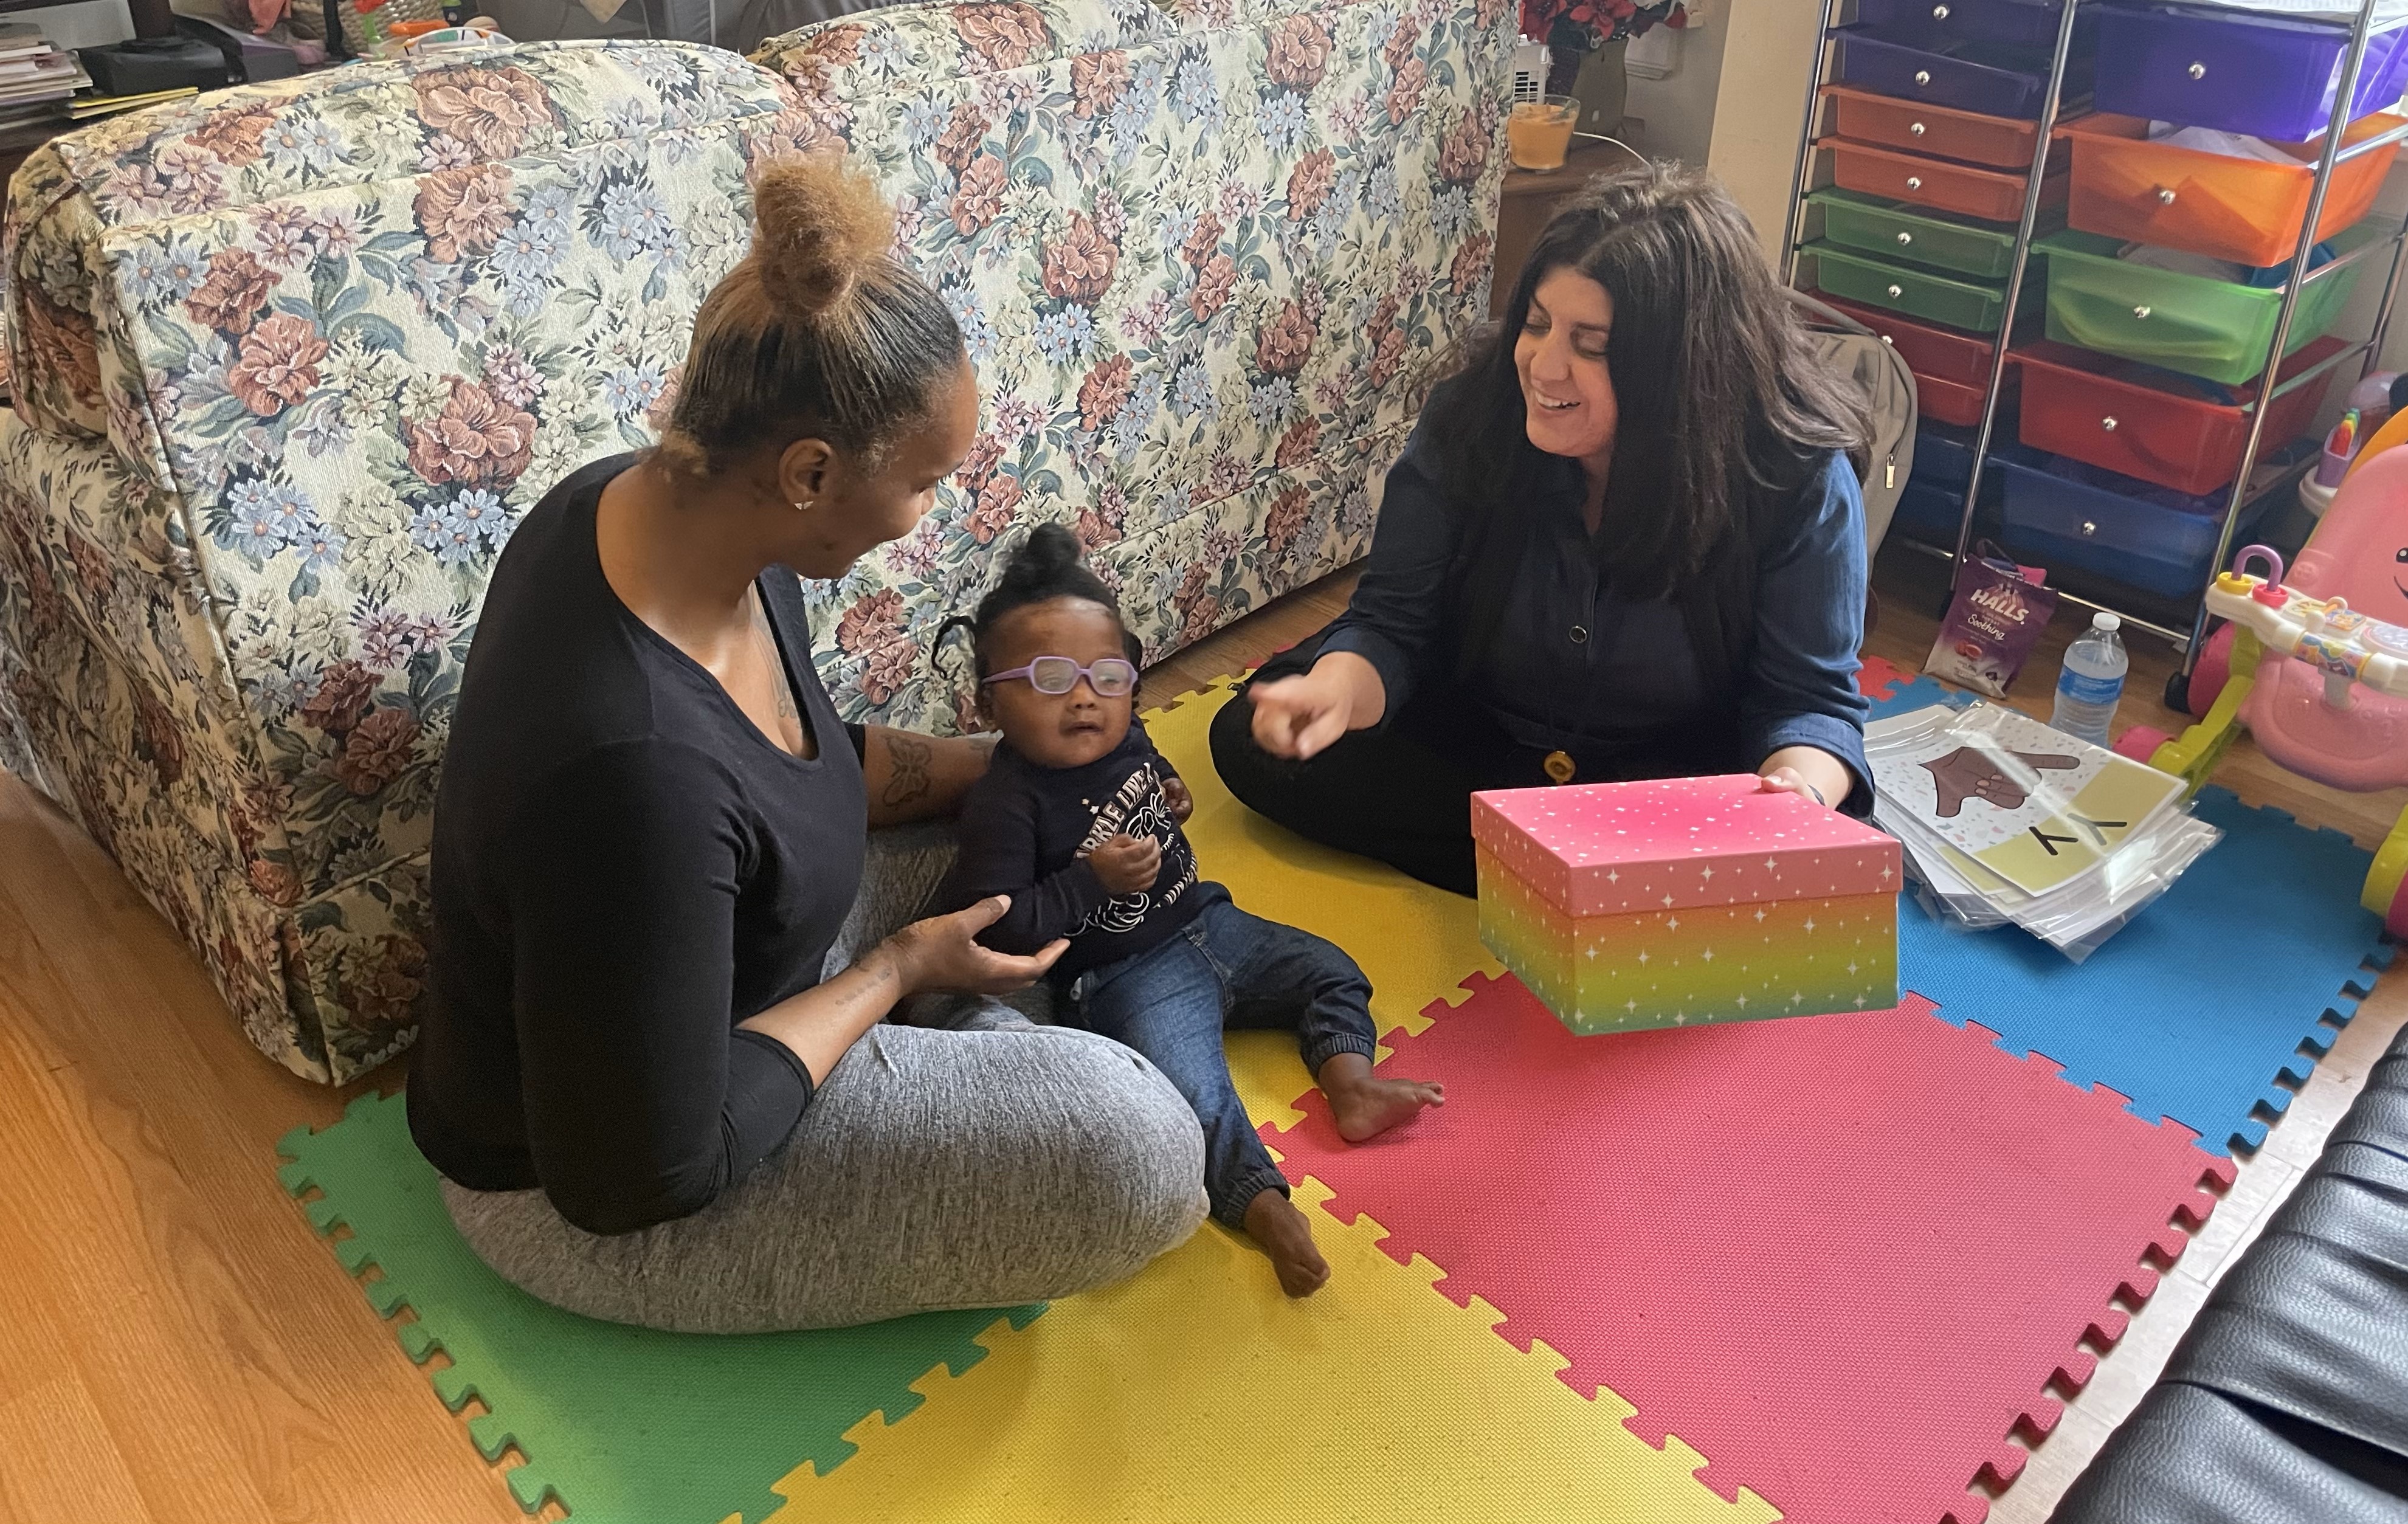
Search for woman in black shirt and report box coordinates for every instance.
[407,159,1206,1333]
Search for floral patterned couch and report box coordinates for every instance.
[0,1,1512,1083]
[753,0,1514,729]
[0,42,823,1081]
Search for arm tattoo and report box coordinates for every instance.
[881,731,935,807]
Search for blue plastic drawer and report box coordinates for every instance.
[1855,0,2074,52]
[2094,5,2408,139]
[1894,479,1968,543]
[1913,423,1979,491]
[1832,28,2093,120]
[1994,450,2276,597]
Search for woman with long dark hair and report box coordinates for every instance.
[1211,164,1876,895]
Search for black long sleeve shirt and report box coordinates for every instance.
[937,721,1224,981]
[408,454,867,1236]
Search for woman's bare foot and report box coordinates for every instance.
[1243,1189,1331,1297]
[1317,1052,1445,1143]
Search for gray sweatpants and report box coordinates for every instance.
[439,824,1209,1333]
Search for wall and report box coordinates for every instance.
[1703,0,1824,262]
[1623,18,1728,167]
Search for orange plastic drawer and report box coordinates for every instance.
[2063,112,2404,268]
[1821,85,2051,170]
[1820,137,2068,222]
[2009,336,2342,496]
[1815,294,1998,388]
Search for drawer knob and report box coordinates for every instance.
[1932,2,1949,16]
[1897,230,1914,244]
[2082,520,2099,537]
[1914,69,1932,86]
[2102,416,2119,432]
[2158,187,2177,204]
[2134,304,2153,319]
[1910,120,1927,136]
[1887,283,1905,298]
[1906,174,1923,190]
[2188,61,2206,79]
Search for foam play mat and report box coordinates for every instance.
[272,670,2384,1523]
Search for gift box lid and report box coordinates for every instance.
[1471,774,1902,919]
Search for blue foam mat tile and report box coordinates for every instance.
[1898,786,2394,1156]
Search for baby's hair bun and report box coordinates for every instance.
[751,156,896,322]
[998,522,1088,594]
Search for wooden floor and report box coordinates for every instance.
[1,543,2398,1524]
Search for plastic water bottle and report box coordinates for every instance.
[2051,612,2127,747]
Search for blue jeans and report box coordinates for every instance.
[1071,897,1378,1227]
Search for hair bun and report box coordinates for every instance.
[751,156,897,322]
[1002,522,1088,590]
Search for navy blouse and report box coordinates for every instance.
[1319,411,1872,803]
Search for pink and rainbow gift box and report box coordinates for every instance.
[1472,774,1902,1035]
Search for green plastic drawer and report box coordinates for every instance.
[2035,222,2379,387]
[1801,241,2010,333]
[1808,188,2024,280]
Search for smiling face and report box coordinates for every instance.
[979,596,1135,770]
[1514,267,1620,469]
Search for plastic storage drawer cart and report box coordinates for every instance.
[2009,337,2342,495]
[2034,222,2375,385]
[2092,4,2408,140]
[1819,84,2052,170]
[1994,450,2284,597]
[2061,112,2404,268]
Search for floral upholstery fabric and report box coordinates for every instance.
[0,42,819,1081]
[753,0,1515,729]
[0,2,1511,1082]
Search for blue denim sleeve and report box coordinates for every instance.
[1315,413,1462,726]
[1740,452,1873,813]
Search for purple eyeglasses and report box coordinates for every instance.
[984,655,1139,698]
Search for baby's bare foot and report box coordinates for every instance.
[1318,1052,1445,1143]
[1243,1189,1330,1298]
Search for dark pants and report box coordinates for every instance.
[1070,898,1379,1228]
[1208,638,1746,897]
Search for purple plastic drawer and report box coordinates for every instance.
[2094,5,2408,139]
[1832,29,2094,121]
[1853,0,2071,52]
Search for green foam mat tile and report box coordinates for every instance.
[277,1090,1043,1522]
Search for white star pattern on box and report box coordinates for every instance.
[1804,917,1816,933]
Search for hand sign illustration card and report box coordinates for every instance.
[1865,703,2184,895]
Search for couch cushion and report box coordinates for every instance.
[2052,1384,2408,1524]
[753,0,1516,731]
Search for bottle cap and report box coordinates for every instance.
[2092,612,2120,632]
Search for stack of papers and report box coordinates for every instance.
[1866,702,2223,961]
[68,86,199,121]
[0,22,91,142]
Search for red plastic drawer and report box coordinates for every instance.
[1816,294,1999,388]
[1821,84,2052,170]
[2063,112,2404,268]
[2009,336,2342,496]
[1915,368,1995,426]
[1820,136,2068,221]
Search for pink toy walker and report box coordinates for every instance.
[2116,446,2408,936]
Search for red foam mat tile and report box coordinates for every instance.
[1265,973,2235,1524]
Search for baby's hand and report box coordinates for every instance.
[1162,776,1194,823]
[1087,832,1162,895]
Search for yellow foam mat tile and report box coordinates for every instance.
[750,1177,1780,1524]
